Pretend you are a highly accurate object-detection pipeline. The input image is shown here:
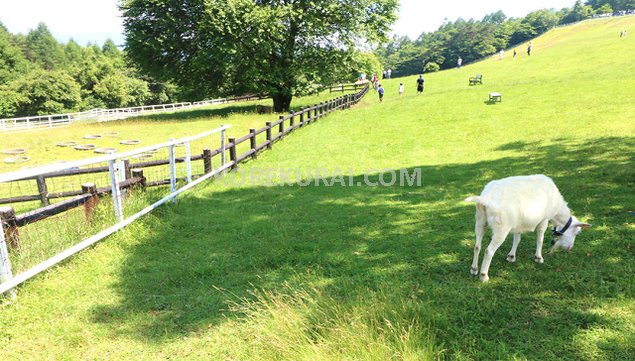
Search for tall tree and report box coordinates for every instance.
[7,69,81,116]
[23,22,65,70]
[121,0,398,112]
[0,22,28,84]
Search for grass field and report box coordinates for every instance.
[1,17,634,360]
[0,91,339,173]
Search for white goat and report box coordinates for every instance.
[465,174,590,282]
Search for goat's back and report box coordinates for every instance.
[476,175,565,232]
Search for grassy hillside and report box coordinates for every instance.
[1,17,634,360]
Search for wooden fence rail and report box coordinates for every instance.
[328,83,366,93]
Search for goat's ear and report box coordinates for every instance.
[576,222,592,228]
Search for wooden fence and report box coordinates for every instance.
[0,84,369,256]
[328,83,367,93]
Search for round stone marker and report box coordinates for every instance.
[74,144,96,151]
[1,148,26,155]
[3,156,30,163]
[120,140,141,145]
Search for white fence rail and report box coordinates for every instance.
[0,125,231,296]
[0,95,263,133]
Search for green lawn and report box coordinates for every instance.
[1,17,634,360]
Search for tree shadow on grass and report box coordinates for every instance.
[90,136,634,359]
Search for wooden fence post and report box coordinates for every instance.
[0,207,20,252]
[289,112,295,130]
[250,128,257,159]
[320,102,324,117]
[266,122,273,149]
[299,110,304,128]
[123,159,132,179]
[132,169,146,190]
[82,183,98,222]
[36,175,49,207]
[228,138,237,170]
[278,115,285,139]
[203,148,212,173]
[314,104,319,120]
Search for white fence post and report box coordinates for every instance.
[169,139,177,203]
[185,141,192,184]
[108,159,124,222]
[0,217,17,299]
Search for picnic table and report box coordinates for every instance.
[489,92,502,103]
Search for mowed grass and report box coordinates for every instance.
[1,17,634,360]
[0,91,339,173]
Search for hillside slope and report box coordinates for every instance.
[1,17,634,360]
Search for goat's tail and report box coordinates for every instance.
[464,195,482,203]
[464,196,494,211]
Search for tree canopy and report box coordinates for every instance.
[121,0,399,112]
[0,21,175,118]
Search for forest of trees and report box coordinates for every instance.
[0,22,176,118]
[375,0,635,77]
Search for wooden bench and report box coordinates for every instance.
[469,74,483,85]
[489,92,502,103]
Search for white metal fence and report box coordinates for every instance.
[0,125,231,296]
[0,95,262,133]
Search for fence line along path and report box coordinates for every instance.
[0,84,369,297]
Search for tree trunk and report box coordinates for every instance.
[272,93,292,113]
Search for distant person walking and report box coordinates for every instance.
[399,82,404,96]
[387,69,392,79]
[378,84,384,102]
[457,56,462,69]
[416,74,424,95]
[499,49,504,60]
[513,50,517,58]
[527,41,533,56]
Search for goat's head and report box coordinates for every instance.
[550,215,592,252]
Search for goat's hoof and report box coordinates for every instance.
[506,254,516,263]
[534,256,544,264]
[479,273,489,282]
[470,267,479,275]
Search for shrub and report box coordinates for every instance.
[423,62,440,73]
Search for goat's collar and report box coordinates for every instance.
[552,217,573,237]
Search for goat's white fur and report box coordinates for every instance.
[465,174,590,282]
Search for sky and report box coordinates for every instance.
[0,0,577,46]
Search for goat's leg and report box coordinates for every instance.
[471,205,487,275]
[479,228,509,282]
[506,233,521,262]
[534,219,549,263]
